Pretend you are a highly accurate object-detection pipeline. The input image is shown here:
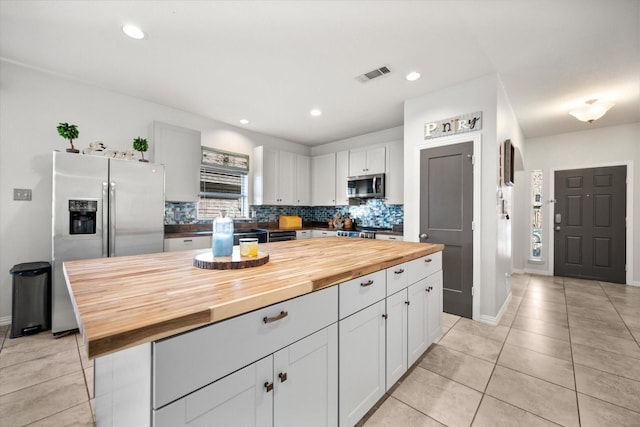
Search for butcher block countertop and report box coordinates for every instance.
[64,237,443,359]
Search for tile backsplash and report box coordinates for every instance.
[165,199,403,229]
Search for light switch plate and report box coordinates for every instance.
[13,188,32,201]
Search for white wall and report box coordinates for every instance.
[310,126,403,156]
[404,73,522,320]
[496,79,525,313]
[518,123,639,285]
[0,60,310,324]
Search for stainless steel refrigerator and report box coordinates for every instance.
[52,151,165,334]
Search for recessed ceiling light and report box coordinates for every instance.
[406,72,421,81]
[122,25,145,40]
[310,109,322,117]
[239,119,249,125]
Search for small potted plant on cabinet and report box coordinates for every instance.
[57,122,79,153]
[133,137,149,162]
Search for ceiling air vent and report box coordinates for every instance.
[355,65,391,83]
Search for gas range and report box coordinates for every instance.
[336,230,376,239]
[336,227,392,239]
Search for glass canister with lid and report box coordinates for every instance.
[212,210,234,257]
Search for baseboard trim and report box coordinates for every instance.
[0,315,11,326]
[524,268,552,276]
[478,292,512,326]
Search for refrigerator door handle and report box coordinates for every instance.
[102,181,109,257]
[109,181,116,257]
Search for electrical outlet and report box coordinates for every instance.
[13,188,32,201]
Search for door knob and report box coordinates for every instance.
[420,233,429,240]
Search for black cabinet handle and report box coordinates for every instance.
[425,258,432,263]
[360,279,374,287]
[265,381,274,392]
[394,269,405,275]
[263,311,288,324]
[279,372,288,383]
[382,314,388,319]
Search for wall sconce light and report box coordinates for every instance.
[569,99,614,123]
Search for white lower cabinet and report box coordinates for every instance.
[312,230,337,238]
[426,271,443,345]
[155,324,337,427]
[339,300,386,427]
[407,278,431,366]
[163,236,211,252]
[154,356,272,427]
[385,290,408,390]
[274,324,338,427]
[375,234,403,241]
[296,230,311,240]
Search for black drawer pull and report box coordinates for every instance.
[425,258,433,263]
[360,280,374,287]
[394,269,405,275]
[265,381,273,392]
[263,311,288,324]
[279,372,288,383]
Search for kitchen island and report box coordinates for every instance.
[64,237,443,426]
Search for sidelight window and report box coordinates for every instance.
[530,170,543,260]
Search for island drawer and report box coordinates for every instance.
[153,285,338,409]
[386,262,409,296]
[339,270,386,319]
[406,252,442,285]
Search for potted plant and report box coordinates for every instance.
[133,137,149,162]
[56,122,79,153]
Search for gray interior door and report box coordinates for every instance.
[420,142,473,318]
[554,166,626,283]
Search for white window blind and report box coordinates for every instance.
[198,168,248,219]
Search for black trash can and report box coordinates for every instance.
[10,261,51,338]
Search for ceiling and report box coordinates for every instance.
[1,0,638,146]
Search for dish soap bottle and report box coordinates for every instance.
[212,210,234,257]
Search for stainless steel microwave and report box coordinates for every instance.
[347,173,385,199]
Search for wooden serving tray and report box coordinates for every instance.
[193,249,269,270]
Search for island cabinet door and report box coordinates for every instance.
[153,356,273,427]
[407,278,430,367]
[273,323,338,427]
[385,289,408,391]
[339,300,386,427]
[426,271,443,345]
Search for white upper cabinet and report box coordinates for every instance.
[311,153,336,206]
[335,150,350,206]
[295,154,311,205]
[348,146,386,176]
[253,147,309,205]
[278,150,296,204]
[152,121,201,202]
[385,141,404,204]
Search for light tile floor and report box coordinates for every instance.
[1,274,639,426]
[362,274,640,427]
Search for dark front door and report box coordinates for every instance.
[420,142,474,318]
[554,166,626,283]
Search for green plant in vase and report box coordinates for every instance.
[133,137,149,162]
[57,122,79,153]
